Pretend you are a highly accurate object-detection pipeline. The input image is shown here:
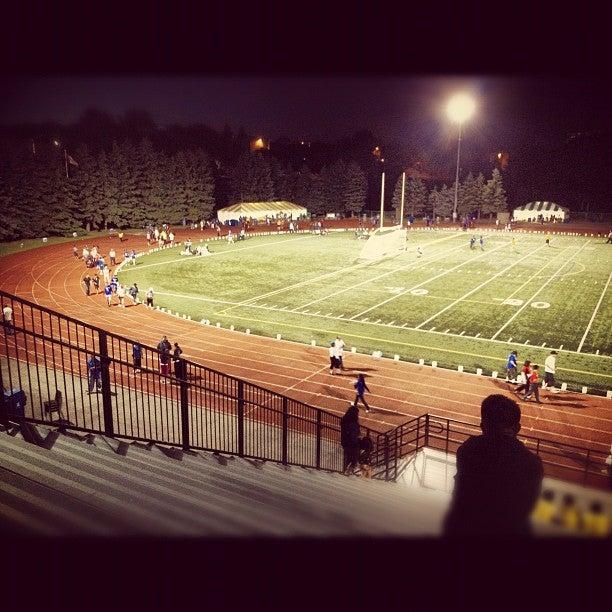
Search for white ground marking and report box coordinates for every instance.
[134,235,312,271]
[577,270,612,353]
[490,241,590,340]
[227,231,461,314]
[414,242,550,330]
[292,233,465,312]
[350,241,507,320]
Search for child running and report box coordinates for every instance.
[353,373,371,413]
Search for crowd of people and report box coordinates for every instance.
[505,349,559,403]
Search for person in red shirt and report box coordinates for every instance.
[523,365,543,403]
[514,360,532,396]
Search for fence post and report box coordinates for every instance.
[424,414,430,447]
[384,433,390,481]
[316,410,321,469]
[98,331,114,438]
[282,396,288,465]
[583,449,590,486]
[179,360,190,451]
[237,380,244,457]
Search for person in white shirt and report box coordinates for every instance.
[116,284,126,308]
[329,343,340,375]
[334,336,346,370]
[543,351,558,392]
[169,231,175,246]
[3,305,13,335]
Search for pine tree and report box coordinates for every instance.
[342,161,367,215]
[457,172,480,217]
[184,149,215,220]
[435,185,455,219]
[229,151,274,203]
[306,174,326,215]
[292,165,312,208]
[483,168,508,216]
[320,160,346,213]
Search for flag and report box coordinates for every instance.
[67,154,78,167]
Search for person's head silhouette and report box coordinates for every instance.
[480,394,521,437]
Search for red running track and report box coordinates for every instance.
[0,229,610,452]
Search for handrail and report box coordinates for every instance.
[0,290,607,488]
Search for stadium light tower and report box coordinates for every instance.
[446,93,476,222]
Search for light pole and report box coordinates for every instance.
[446,93,475,223]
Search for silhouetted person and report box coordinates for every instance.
[443,394,543,536]
[340,404,360,475]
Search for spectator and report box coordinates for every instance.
[83,274,92,296]
[582,501,609,537]
[87,355,102,394]
[532,489,557,524]
[159,348,170,376]
[92,274,100,293]
[72,245,79,258]
[128,283,139,303]
[359,434,374,478]
[329,342,340,375]
[353,373,371,413]
[340,404,360,475]
[116,284,126,308]
[542,351,558,392]
[523,365,543,403]
[109,248,116,266]
[556,494,581,531]
[505,350,518,383]
[132,343,142,373]
[514,360,532,395]
[443,394,543,536]
[173,342,184,378]
[3,304,14,335]
[146,287,154,307]
[157,336,171,353]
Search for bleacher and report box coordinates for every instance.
[0,424,450,536]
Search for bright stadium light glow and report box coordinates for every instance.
[446,93,476,124]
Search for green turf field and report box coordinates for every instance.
[117,230,612,392]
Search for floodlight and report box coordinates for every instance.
[446,93,476,124]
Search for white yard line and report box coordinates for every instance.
[351,240,507,320]
[577,270,612,353]
[133,235,313,271]
[498,243,577,303]
[490,241,590,341]
[414,243,547,330]
[296,240,469,315]
[287,232,464,312]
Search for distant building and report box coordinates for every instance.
[512,201,569,222]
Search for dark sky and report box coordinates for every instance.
[1,76,610,151]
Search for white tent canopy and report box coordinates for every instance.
[512,201,569,222]
[217,201,308,223]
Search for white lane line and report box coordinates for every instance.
[291,233,465,312]
[414,243,547,330]
[351,240,507,321]
[490,241,590,341]
[577,270,612,353]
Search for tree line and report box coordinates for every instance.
[0,134,507,241]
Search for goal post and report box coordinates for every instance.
[358,225,407,261]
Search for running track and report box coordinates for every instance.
[0,229,610,454]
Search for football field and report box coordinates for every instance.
[117,230,612,392]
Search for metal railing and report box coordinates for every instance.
[0,290,380,473]
[1,290,608,490]
[372,415,611,490]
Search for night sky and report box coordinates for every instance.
[1,76,610,152]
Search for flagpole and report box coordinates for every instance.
[379,172,385,230]
[64,149,69,178]
[399,171,406,228]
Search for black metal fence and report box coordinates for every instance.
[373,414,611,490]
[0,290,381,473]
[1,290,608,489]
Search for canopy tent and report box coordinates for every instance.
[512,201,569,222]
[217,201,308,223]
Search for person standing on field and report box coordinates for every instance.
[542,351,558,392]
[514,360,532,395]
[83,274,92,296]
[116,284,126,308]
